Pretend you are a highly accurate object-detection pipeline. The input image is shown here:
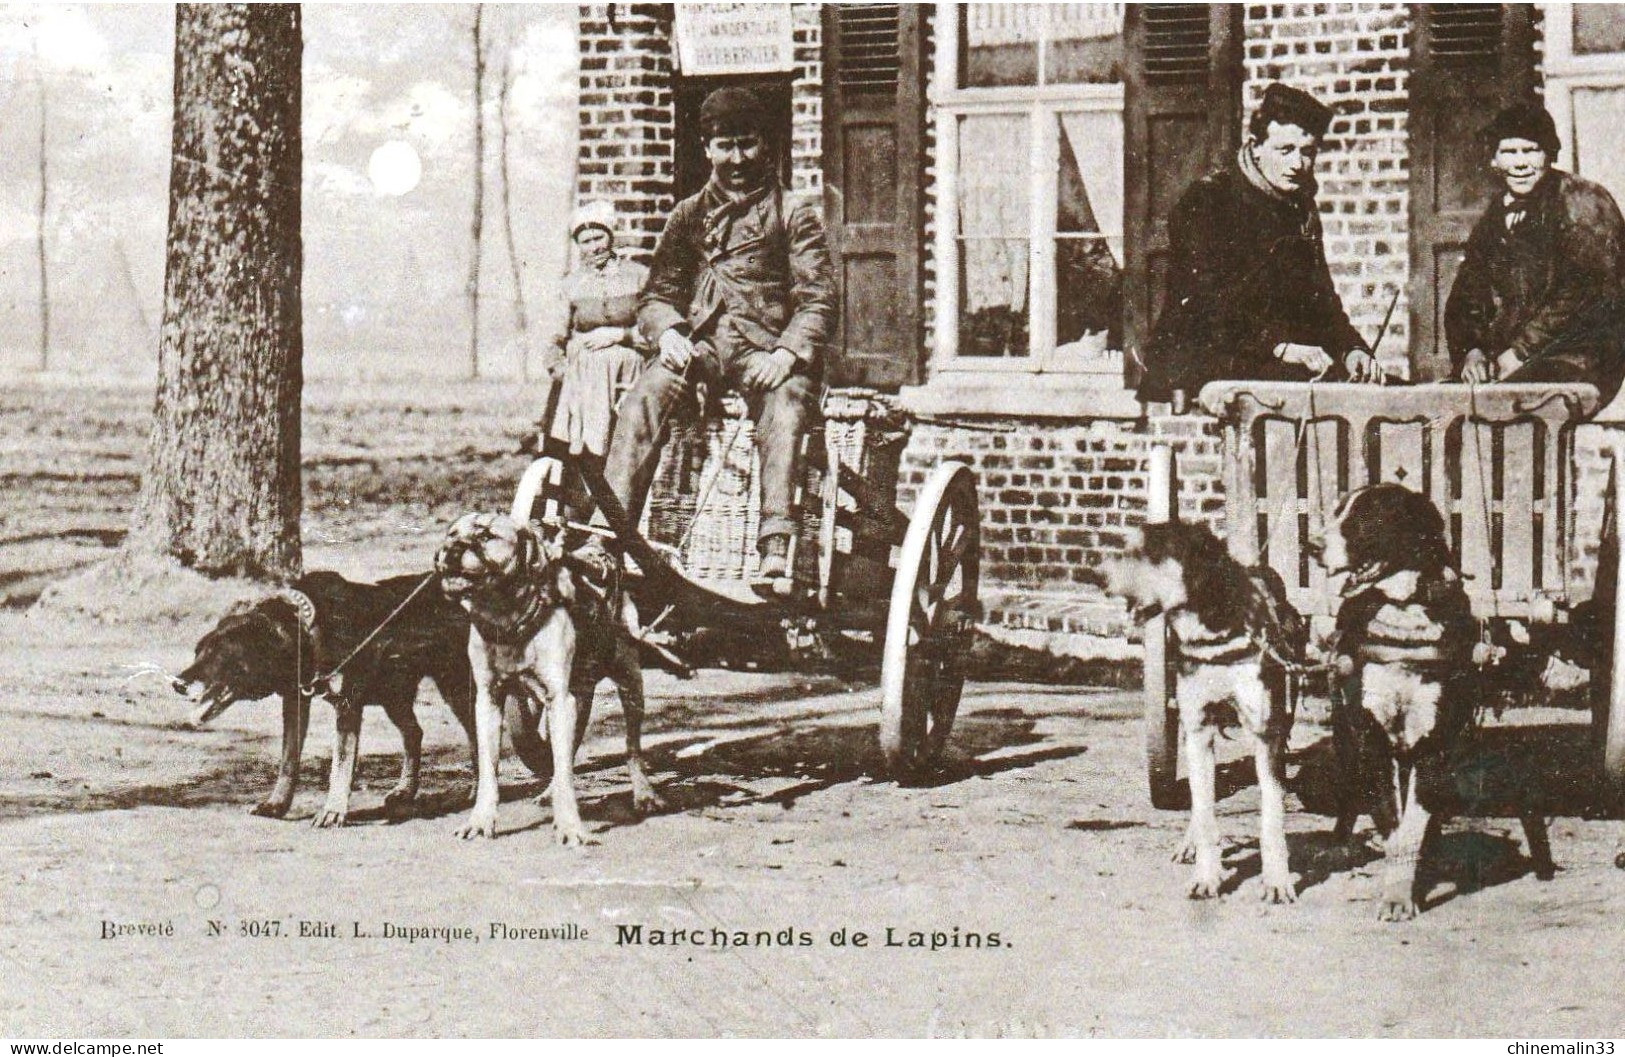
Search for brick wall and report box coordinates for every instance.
[791,3,823,193]
[577,4,676,260]
[1244,3,1412,373]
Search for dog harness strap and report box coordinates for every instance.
[1175,631,1254,664]
[271,589,318,637]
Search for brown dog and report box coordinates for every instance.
[177,570,550,825]
[436,512,662,845]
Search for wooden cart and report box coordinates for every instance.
[511,416,981,784]
[1143,380,1623,807]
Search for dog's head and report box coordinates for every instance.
[1313,483,1456,596]
[1102,520,1240,626]
[175,596,304,726]
[435,512,558,606]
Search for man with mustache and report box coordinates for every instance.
[1139,82,1385,406]
[1447,101,1625,403]
[602,86,835,592]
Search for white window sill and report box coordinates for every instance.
[899,372,1142,420]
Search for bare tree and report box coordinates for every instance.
[468,3,486,380]
[125,3,303,580]
[497,48,530,381]
[34,41,49,371]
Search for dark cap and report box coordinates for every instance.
[1482,100,1560,156]
[699,86,767,138]
[1252,82,1334,139]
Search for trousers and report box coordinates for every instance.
[602,344,820,544]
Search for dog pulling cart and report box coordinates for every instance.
[511,401,981,784]
[1142,380,1625,809]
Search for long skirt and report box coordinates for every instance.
[548,342,646,457]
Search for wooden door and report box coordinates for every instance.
[1408,3,1536,380]
[1123,3,1244,388]
[820,3,926,390]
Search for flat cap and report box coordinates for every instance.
[1482,100,1560,156]
[700,86,767,138]
[1256,82,1333,139]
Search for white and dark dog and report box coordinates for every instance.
[435,512,662,845]
[1104,520,1308,903]
[1313,483,1554,920]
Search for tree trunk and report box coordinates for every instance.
[126,3,303,581]
[497,48,529,382]
[468,4,486,380]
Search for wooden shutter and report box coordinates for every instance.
[1408,3,1536,380]
[821,4,926,390]
[1122,4,1244,387]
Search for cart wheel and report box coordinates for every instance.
[1594,448,1625,805]
[881,462,980,784]
[511,456,565,524]
[1143,611,1186,809]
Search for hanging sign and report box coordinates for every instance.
[673,4,796,76]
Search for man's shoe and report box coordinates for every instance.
[752,534,792,597]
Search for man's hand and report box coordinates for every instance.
[1459,349,1494,384]
[1344,349,1387,385]
[741,348,798,394]
[1278,342,1334,377]
[1495,348,1525,380]
[656,328,696,374]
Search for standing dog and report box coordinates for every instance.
[1315,483,1551,920]
[1104,521,1308,903]
[435,512,661,845]
[175,570,549,825]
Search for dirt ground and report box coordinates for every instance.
[3,379,1625,1039]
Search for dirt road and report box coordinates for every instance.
[4,381,1624,1037]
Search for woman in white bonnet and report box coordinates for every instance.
[543,200,650,463]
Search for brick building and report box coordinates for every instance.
[575,3,1625,640]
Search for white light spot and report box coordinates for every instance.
[367,140,422,197]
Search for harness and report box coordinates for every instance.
[283,574,441,700]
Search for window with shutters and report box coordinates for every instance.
[932,3,1128,382]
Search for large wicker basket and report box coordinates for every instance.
[640,393,905,594]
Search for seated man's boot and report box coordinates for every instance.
[752,532,793,598]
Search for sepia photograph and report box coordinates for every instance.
[3,0,1625,1040]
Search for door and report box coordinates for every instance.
[1123,3,1244,388]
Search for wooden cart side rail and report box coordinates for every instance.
[1197,381,1601,620]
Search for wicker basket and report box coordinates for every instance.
[641,394,905,592]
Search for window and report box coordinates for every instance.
[934,3,1126,380]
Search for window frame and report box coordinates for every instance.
[931,2,1127,383]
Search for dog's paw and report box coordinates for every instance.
[455,810,499,840]
[1260,877,1298,904]
[1377,896,1418,922]
[1186,873,1223,900]
[312,805,347,829]
[382,788,417,819]
[250,800,291,819]
[1171,841,1197,865]
[632,787,667,815]
[554,819,594,847]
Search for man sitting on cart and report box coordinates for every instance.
[1137,83,1387,407]
[601,86,836,593]
[1447,101,1625,405]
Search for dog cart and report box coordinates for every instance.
[1142,380,1625,808]
[512,399,981,784]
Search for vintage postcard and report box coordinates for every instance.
[3,1,1625,1041]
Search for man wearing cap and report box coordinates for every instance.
[1447,101,1625,402]
[1139,82,1385,404]
[602,86,836,589]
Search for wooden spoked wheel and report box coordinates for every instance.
[1595,448,1625,805]
[880,462,980,784]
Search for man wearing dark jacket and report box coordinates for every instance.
[1139,83,1384,404]
[1447,101,1625,403]
[601,87,836,588]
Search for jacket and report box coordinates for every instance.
[1139,166,1368,403]
[1445,169,1625,390]
[637,177,836,370]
